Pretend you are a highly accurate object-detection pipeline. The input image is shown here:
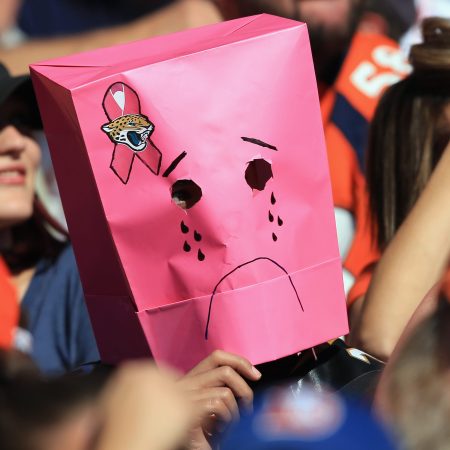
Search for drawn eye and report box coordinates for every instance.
[171,179,202,210]
[245,159,273,191]
[128,122,136,126]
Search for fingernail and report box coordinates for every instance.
[252,366,262,378]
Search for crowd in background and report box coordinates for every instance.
[1,0,450,449]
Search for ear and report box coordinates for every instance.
[102,123,112,133]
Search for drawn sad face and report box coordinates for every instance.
[161,137,304,339]
[101,82,304,341]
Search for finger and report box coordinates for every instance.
[187,350,262,381]
[195,366,254,409]
[193,387,240,422]
[198,396,233,425]
[187,428,212,450]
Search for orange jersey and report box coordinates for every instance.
[321,32,411,301]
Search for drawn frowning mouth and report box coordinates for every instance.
[204,257,304,339]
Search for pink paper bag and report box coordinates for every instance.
[31,14,348,372]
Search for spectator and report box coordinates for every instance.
[0,63,99,374]
[0,0,222,226]
[349,17,450,359]
[2,64,262,447]
[0,348,262,450]
[0,0,222,75]
[301,0,414,296]
[375,294,450,450]
[0,350,195,450]
[1,0,416,299]
[16,0,174,37]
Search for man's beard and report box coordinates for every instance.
[235,0,365,83]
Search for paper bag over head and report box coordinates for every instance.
[31,14,348,372]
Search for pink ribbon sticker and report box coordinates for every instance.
[102,82,162,184]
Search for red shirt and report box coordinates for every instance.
[0,256,19,348]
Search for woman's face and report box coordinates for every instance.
[0,124,41,229]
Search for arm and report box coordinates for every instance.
[349,142,450,360]
[0,0,222,75]
[0,0,21,33]
[374,287,439,418]
[95,351,261,450]
[95,362,194,450]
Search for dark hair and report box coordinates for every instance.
[367,17,450,248]
[0,350,108,450]
[2,197,66,274]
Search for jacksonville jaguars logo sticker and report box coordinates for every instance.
[101,82,162,184]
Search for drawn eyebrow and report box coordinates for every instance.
[162,151,187,177]
[241,137,278,151]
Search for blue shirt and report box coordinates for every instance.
[18,0,174,37]
[22,245,100,375]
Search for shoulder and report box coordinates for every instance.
[37,243,83,301]
[54,243,77,268]
[48,243,79,277]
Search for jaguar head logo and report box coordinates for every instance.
[102,113,154,152]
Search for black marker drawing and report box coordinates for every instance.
[163,151,187,178]
[271,192,276,205]
[205,257,304,339]
[101,82,162,184]
[180,221,189,234]
[241,137,278,151]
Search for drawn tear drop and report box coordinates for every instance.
[268,211,274,222]
[198,249,205,261]
[194,231,202,242]
[181,221,189,234]
[277,216,283,226]
[183,241,191,252]
[271,192,276,205]
[272,233,278,242]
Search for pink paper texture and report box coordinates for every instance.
[31,14,348,372]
